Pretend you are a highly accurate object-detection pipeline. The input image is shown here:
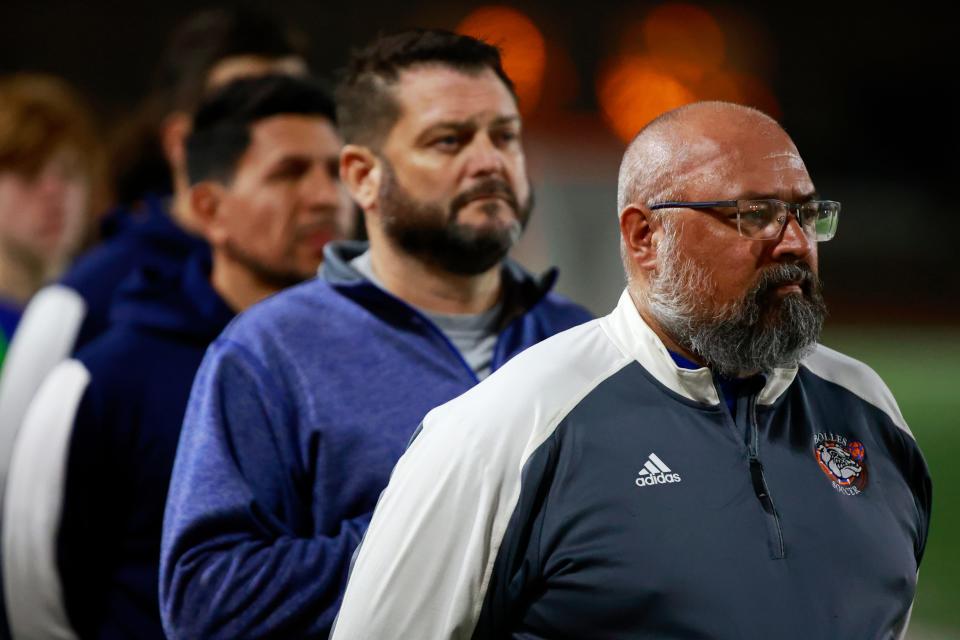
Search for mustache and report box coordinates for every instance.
[294,214,343,241]
[754,262,818,298]
[450,179,520,216]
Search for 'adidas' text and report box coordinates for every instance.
[635,452,682,488]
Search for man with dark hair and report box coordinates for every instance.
[160,29,591,639]
[332,102,931,639]
[60,6,309,349]
[334,28,515,149]
[1,74,351,640]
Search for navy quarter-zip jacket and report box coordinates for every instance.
[60,195,204,350]
[333,290,931,640]
[58,251,235,639]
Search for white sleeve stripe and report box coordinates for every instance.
[0,285,85,509]
[332,321,631,639]
[3,359,88,640]
[470,354,634,628]
[803,344,912,438]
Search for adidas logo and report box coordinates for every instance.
[635,453,682,487]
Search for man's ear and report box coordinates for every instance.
[160,112,191,170]
[340,145,380,213]
[619,204,660,274]
[189,182,226,245]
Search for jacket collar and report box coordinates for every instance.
[600,289,797,406]
[109,249,234,342]
[319,240,559,325]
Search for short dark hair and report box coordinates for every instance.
[186,74,336,184]
[334,29,515,149]
[112,6,307,203]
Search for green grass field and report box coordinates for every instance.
[822,327,959,636]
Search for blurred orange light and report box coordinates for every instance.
[728,72,781,120]
[599,5,780,141]
[696,70,745,104]
[642,3,726,73]
[695,70,780,119]
[597,55,696,143]
[457,6,547,115]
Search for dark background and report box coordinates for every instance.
[2,0,957,320]
[3,3,958,635]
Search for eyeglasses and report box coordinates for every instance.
[648,199,841,241]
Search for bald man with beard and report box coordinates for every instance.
[332,101,931,640]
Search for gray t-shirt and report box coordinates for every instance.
[350,251,502,380]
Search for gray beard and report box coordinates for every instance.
[642,219,827,378]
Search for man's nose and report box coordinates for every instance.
[301,164,342,209]
[38,172,71,198]
[771,212,813,259]
[464,134,506,177]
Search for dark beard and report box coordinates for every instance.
[645,223,827,377]
[222,238,308,290]
[377,159,533,275]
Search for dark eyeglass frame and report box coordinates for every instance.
[648,199,840,241]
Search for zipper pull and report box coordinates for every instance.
[749,457,773,508]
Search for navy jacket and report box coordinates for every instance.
[58,251,234,639]
[160,241,593,639]
[333,290,932,640]
[0,299,20,369]
[60,195,205,350]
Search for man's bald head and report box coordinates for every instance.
[616,101,798,215]
[616,101,825,377]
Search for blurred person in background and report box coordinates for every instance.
[60,6,309,350]
[0,73,105,367]
[12,74,352,640]
[331,101,931,639]
[160,29,592,639]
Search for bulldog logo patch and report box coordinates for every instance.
[813,433,867,496]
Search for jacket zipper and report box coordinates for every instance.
[746,397,786,559]
[346,282,480,383]
[399,299,525,383]
[412,311,479,384]
[335,259,554,381]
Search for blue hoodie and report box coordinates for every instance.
[60,195,205,350]
[57,250,234,640]
[160,241,592,639]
